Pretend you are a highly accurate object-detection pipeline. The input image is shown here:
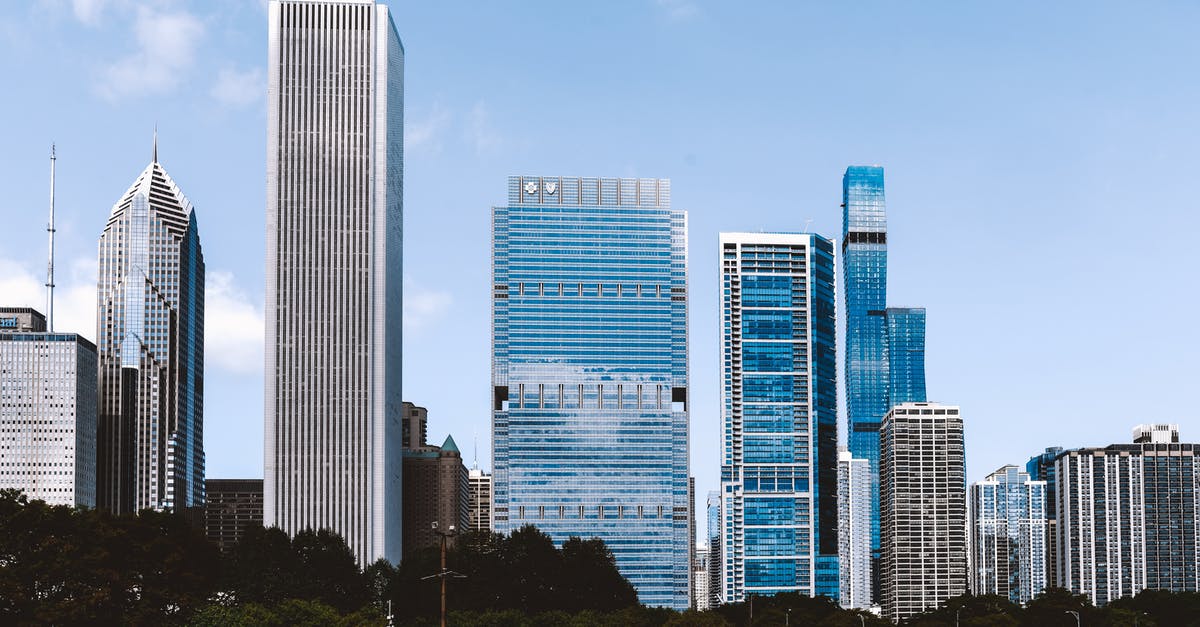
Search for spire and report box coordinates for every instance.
[152,125,158,163]
[46,143,56,332]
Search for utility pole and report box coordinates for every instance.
[423,522,465,627]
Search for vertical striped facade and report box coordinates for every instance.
[97,159,205,516]
[265,0,404,566]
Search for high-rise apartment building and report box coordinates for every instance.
[1056,425,1198,604]
[491,175,689,609]
[694,546,711,611]
[879,402,967,622]
[718,232,838,602]
[265,0,404,565]
[205,479,264,553]
[838,449,871,610]
[403,434,469,555]
[467,467,492,532]
[706,490,721,607]
[97,152,204,515]
[0,308,97,507]
[1026,446,1064,590]
[970,465,1048,604]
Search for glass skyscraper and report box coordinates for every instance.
[718,232,838,602]
[265,0,404,566]
[842,166,927,584]
[491,176,689,609]
[970,465,1048,605]
[97,151,205,515]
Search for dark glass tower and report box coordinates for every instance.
[97,151,205,515]
[885,307,927,405]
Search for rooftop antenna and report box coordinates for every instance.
[153,125,158,163]
[46,144,56,332]
[472,431,478,470]
[802,218,814,233]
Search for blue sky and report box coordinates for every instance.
[2,1,1198,532]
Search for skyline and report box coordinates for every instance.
[2,0,1200,540]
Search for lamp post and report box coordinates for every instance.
[785,608,791,626]
[857,614,866,627]
[1065,610,1081,627]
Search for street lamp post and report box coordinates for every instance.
[857,614,866,627]
[1065,610,1081,627]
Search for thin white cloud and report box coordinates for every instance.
[404,277,452,332]
[96,6,205,101]
[0,256,96,341]
[465,101,502,156]
[407,102,452,154]
[656,0,699,21]
[204,271,264,375]
[72,0,110,24]
[211,66,264,108]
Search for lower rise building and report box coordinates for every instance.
[402,404,468,554]
[839,449,872,610]
[880,402,967,622]
[205,478,263,552]
[0,307,97,508]
[467,467,492,533]
[1056,425,1198,604]
[970,465,1047,604]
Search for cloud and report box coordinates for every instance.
[0,256,96,342]
[656,0,699,21]
[96,6,205,100]
[72,0,110,24]
[404,277,452,332]
[407,102,452,153]
[204,271,264,375]
[465,101,502,155]
[211,66,264,108]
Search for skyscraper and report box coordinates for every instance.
[718,232,838,602]
[1056,425,1199,604]
[884,307,926,405]
[491,175,689,609]
[707,490,721,607]
[970,465,1048,604]
[838,449,871,610]
[842,166,890,570]
[204,478,264,553]
[467,467,492,532]
[265,0,404,566]
[97,149,204,515]
[879,402,967,622]
[842,166,928,595]
[0,307,97,508]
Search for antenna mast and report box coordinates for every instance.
[46,144,56,332]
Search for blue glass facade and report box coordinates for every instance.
[885,307,927,406]
[842,166,889,558]
[492,176,689,609]
[719,233,838,602]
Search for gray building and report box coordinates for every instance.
[205,478,264,553]
[0,308,97,508]
[467,467,491,533]
[264,0,405,566]
[1056,424,1199,604]
[838,448,872,610]
[880,402,967,622]
[970,465,1048,604]
[97,150,204,516]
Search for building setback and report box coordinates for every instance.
[0,308,97,508]
[491,176,690,609]
[970,465,1048,604]
[880,402,967,622]
[718,232,839,602]
[838,449,871,610]
[205,479,264,553]
[1055,425,1198,604]
[264,0,404,566]
[97,150,204,516]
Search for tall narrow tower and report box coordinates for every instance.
[265,0,404,566]
[96,146,205,515]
